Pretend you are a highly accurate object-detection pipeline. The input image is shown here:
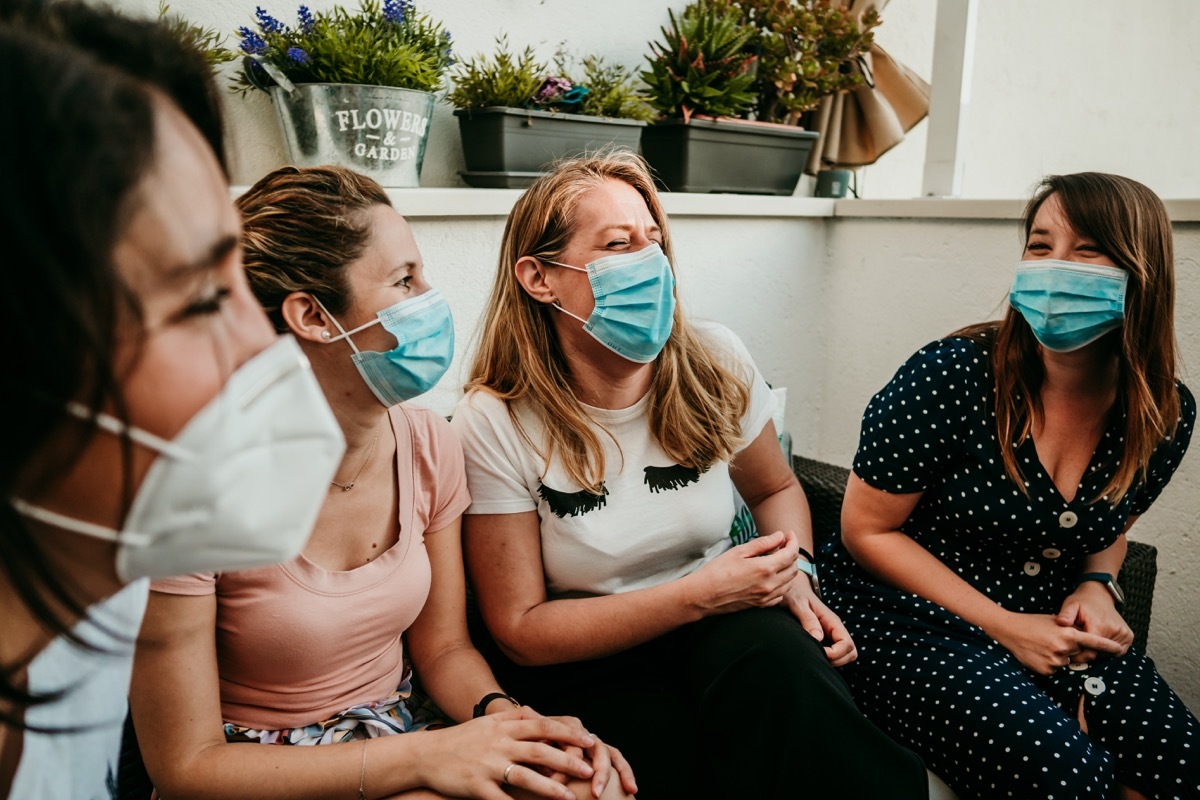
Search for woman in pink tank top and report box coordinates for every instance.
[130,166,636,800]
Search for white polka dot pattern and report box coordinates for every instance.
[822,337,1200,799]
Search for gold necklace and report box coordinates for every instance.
[330,420,381,492]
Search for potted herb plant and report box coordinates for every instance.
[449,37,654,189]
[640,0,875,195]
[233,0,452,187]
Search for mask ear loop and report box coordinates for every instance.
[311,295,380,354]
[537,259,591,324]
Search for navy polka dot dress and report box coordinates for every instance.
[821,337,1200,800]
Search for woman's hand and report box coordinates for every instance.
[1055,582,1134,661]
[988,611,1125,676]
[683,530,799,616]
[540,720,638,799]
[782,579,857,667]
[412,707,599,800]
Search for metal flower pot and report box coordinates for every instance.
[269,83,436,188]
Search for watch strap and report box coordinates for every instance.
[795,546,820,597]
[1077,572,1124,605]
[472,692,519,718]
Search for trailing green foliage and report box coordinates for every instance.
[723,0,879,124]
[158,2,237,67]
[447,35,545,110]
[232,0,453,94]
[641,2,758,122]
[450,39,653,122]
[568,55,656,123]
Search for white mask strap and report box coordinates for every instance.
[10,498,152,547]
[542,259,587,273]
[64,402,191,460]
[311,295,377,354]
[550,303,588,325]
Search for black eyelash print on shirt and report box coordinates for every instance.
[538,482,609,518]
[643,463,708,493]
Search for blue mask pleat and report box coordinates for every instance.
[1009,260,1128,352]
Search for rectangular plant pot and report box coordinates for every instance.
[455,107,645,188]
[640,118,819,195]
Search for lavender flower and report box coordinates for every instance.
[238,26,268,54]
[255,6,289,34]
[297,5,315,31]
[382,0,412,24]
[286,46,311,65]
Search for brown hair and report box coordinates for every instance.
[236,165,391,330]
[956,172,1180,505]
[465,150,750,492]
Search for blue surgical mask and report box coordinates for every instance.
[316,289,454,405]
[1009,259,1128,352]
[544,243,676,363]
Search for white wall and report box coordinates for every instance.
[859,0,1200,199]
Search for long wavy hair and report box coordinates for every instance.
[956,172,1180,505]
[1,2,227,725]
[465,151,750,493]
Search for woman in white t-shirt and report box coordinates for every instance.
[452,151,930,800]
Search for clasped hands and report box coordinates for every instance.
[991,581,1134,676]
[688,529,857,666]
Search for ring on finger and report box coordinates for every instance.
[502,763,517,785]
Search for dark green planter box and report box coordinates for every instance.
[641,118,819,195]
[455,106,646,189]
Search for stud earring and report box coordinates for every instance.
[321,330,331,340]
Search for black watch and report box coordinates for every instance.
[473,692,520,718]
[1077,572,1125,605]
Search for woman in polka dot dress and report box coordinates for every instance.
[822,172,1199,800]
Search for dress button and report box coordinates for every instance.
[1084,676,1107,696]
[1059,511,1078,528]
[1043,547,1062,559]
[1023,561,1041,576]
[1068,662,1089,671]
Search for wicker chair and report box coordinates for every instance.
[791,454,1159,653]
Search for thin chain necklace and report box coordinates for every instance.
[330,419,382,492]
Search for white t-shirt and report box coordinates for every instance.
[452,322,776,598]
[8,579,149,800]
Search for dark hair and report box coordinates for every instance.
[0,0,228,170]
[237,166,393,331]
[0,2,227,726]
[956,172,1179,505]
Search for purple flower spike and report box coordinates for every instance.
[255,6,289,34]
[382,0,412,24]
[287,46,311,65]
[238,26,268,54]
[297,5,315,31]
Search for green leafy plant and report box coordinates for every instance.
[447,35,545,110]
[158,2,237,67]
[722,0,880,124]
[641,1,758,122]
[449,39,654,122]
[232,0,453,94]
[562,55,656,123]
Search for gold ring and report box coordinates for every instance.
[502,763,517,785]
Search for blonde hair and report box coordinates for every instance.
[236,165,391,331]
[956,172,1180,505]
[465,151,750,492]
